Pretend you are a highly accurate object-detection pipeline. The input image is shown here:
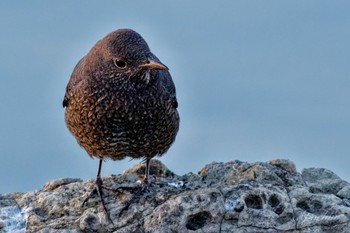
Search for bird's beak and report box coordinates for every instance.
[139,59,168,70]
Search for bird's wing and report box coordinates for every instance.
[160,71,178,108]
[63,57,86,108]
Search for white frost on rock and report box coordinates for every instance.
[0,205,30,233]
[167,181,184,188]
[224,199,237,212]
[135,180,142,185]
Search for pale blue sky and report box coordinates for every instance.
[1,1,350,194]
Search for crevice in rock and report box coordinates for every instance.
[269,164,300,231]
[236,224,293,232]
[217,188,225,233]
[284,186,298,230]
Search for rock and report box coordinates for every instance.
[123,159,175,179]
[302,168,349,194]
[290,187,350,228]
[338,186,350,199]
[0,159,350,232]
[43,178,82,191]
[144,188,224,232]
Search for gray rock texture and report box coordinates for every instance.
[1,159,350,233]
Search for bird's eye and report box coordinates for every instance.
[113,59,127,69]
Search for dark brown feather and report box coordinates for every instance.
[64,29,179,162]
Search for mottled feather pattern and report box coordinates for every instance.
[64,29,179,162]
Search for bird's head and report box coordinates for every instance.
[85,29,168,80]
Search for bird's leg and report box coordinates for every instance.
[140,158,151,192]
[145,158,151,184]
[82,158,113,223]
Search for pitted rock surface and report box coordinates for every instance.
[1,159,350,233]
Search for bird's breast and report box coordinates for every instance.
[65,75,178,159]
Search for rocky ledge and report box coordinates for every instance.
[1,159,350,233]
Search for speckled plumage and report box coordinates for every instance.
[63,29,179,163]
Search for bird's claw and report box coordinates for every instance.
[81,177,114,225]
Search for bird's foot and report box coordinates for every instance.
[82,176,114,224]
[117,177,155,217]
[135,174,156,195]
[141,174,154,190]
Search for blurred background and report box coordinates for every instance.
[1,1,349,194]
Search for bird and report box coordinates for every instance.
[63,28,179,215]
